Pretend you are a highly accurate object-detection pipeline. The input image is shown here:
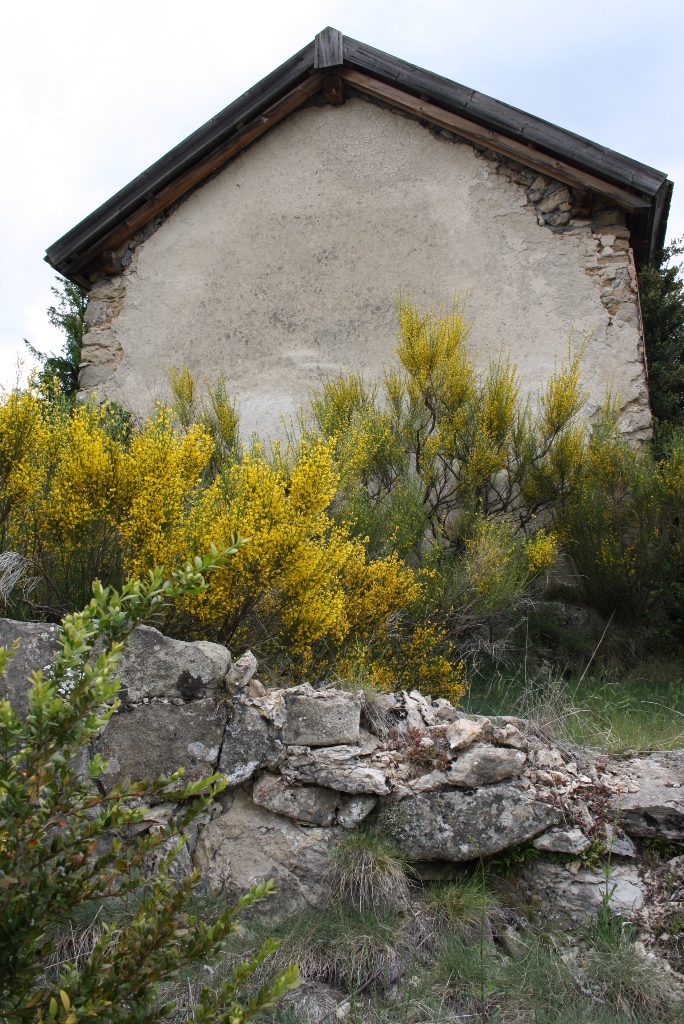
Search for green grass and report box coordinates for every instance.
[464,656,684,753]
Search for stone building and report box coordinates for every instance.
[45,28,672,440]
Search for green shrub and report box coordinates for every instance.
[0,546,298,1023]
[559,404,684,626]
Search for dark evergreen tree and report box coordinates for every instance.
[639,237,684,426]
[25,277,88,398]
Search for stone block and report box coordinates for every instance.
[533,828,589,855]
[95,698,227,790]
[219,700,284,786]
[253,773,339,825]
[283,745,389,795]
[611,751,684,841]
[193,789,333,915]
[383,784,558,860]
[446,718,483,750]
[0,618,59,718]
[116,625,230,702]
[281,687,361,745]
[336,794,377,828]
[225,650,258,692]
[447,743,527,787]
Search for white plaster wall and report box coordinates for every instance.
[96,97,650,440]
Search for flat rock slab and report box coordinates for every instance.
[0,619,59,718]
[95,698,227,789]
[611,751,684,841]
[283,745,389,795]
[337,794,377,829]
[383,784,558,860]
[447,743,526,788]
[219,701,284,785]
[0,618,231,713]
[533,828,590,855]
[116,625,230,702]
[253,773,339,826]
[525,859,645,924]
[281,688,361,746]
[193,789,333,915]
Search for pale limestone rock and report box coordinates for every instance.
[193,789,333,914]
[0,618,60,718]
[525,860,645,923]
[533,828,590,855]
[535,747,566,769]
[246,678,266,698]
[283,745,390,795]
[433,698,458,723]
[252,773,339,826]
[247,690,286,728]
[603,823,637,858]
[446,718,484,751]
[486,722,528,751]
[611,751,684,840]
[225,650,258,692]
[95,698,227,790]
[408,770,448,793]
[447,743,527,788]
[281,686,362,746]
[408,690,439,726]
[336,794,377,829]
[536,188,571,213]
[219,700,284,785]
[383,784,558,860]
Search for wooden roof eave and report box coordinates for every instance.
[45,27,671,285]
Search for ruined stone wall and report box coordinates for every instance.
[79,95,650,441]
[3,616,681,926]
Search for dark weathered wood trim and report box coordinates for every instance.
[314,27,343,68]
[342,36,667,197]
[46,41,316,270]
[341,68,651,212]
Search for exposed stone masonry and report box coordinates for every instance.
[3,616,684,927]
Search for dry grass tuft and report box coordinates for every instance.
[327,829,412,913]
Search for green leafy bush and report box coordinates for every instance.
[0,545,298,1023]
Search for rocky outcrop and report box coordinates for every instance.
[95,698,228,789]
[523,860,645,925]
[193,789,333,913]
[608,751,684,841]
[3,616,684,920]
[383,784,558,861]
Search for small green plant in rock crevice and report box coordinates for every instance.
[0,541,299,1024]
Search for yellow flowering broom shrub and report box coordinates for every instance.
[309,296,572,654]
[0,388,427,686]
[5,294,682,693]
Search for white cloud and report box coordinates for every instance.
[1,0,682,385]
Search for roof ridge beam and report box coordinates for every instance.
[314,27,343,68]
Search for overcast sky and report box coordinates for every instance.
[1,0,682,386]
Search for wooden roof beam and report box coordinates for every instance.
[340,68,651,213]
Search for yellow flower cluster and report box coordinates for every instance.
[1,391,425,682]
